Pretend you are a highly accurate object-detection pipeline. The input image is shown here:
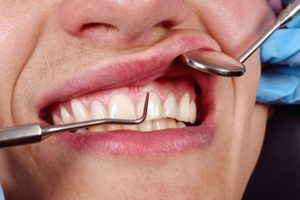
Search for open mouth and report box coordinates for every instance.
[38,31,218,155]
[48,76,200,133]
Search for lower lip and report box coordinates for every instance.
[53,109,216,156]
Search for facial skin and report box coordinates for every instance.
[0,0,275,199]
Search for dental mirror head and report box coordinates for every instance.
[181,0,300,77]
[181,50,246,77]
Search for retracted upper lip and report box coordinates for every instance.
[38,30,221,113]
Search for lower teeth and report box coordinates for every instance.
[75,118,187,133]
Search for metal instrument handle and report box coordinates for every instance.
[0,124,42,148]
[238,0,300,63]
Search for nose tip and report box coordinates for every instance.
[59,0,187,43]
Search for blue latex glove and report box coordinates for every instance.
[0,186,4,200]
[257,2,300,104]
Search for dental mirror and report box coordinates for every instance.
[181,0,300,77]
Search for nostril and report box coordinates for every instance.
[80,22,117,32]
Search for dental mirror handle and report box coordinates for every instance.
[239,0,300,63]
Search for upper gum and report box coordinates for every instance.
[52,78,197,114]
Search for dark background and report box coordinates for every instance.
[243,105,300,199]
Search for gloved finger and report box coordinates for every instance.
[261,29,300,64]
[0,185,5,200]
[257,66,300,104]
[286,14,300,28]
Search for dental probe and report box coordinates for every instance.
[0,93,149,149]
[181,0,300,77]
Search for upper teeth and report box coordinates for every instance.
[52,92,197,132]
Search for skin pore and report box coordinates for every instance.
[0,0,275,199]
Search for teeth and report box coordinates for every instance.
[71,99,90,122]
[53,91,198,133]
[53,113,62,125]
[147,93,163,120]
[90,100,108,119]
[166,119,177,128]
[60,106,74,123]
[189,101,197,124]
[178,92,190,122]
[109,94,137,119]
[89,100,108,132]
[153,119,167,130]
[109,94,137,130]
[138,121,154,131]
[163,93,178,119]
[177,122,187,128]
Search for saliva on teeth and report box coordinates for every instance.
[52,92,197,133]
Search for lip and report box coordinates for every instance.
[39,30,219,156]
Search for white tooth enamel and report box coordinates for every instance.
[178,92,190,122]
[138,120,153,131]
[53,113,62,125]
[189,101,197,124]
[76,128,88,133]
[163,93,178,119]
[90,100,108,119]
[146,93,162,120]
[60,106,74,124]
[89,125,106,132]
[122,125,138,131]
[177,122,187,128]
[107,125,122,131]
[71,99,90,122]
[137,94,147,117]
[109,94,137,119]
[152,119,167,130]
[89,100,108,132]
[166,119,177,128]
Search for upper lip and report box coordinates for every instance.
[38,30,220,114]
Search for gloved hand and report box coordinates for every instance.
[0,186,4,200]
[257,2,300,104]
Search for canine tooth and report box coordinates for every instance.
[147,93,162,120]
[189,101,197,123]
[163,93,178,119]
[52,114,62,125]
[60,106,74,124]
[138,121,153,131]
[177,122,187,128]
[153,119,167,130]
[178,92,190,122]
[90,100,107,119]
[109,94,136,119]
[71,99,90,122]
[166,119,177,128]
